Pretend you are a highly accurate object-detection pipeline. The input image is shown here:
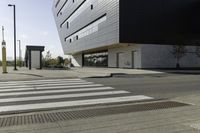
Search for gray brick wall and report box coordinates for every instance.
[141,44,200,68]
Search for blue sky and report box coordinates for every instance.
[0,0,64,60]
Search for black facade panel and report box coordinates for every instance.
[120,0,200,45]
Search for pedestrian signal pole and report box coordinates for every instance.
[2,26,7,74]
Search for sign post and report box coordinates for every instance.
[2,26,7,74]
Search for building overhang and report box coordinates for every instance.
[69,43,137,55]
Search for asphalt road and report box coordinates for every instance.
[85,74,200,100]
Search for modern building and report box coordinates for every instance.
[25,46,45,70]
[53,0,200,69]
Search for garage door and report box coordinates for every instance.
[117,52,131,68]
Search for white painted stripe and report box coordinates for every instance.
[0,82,94,89]
[32,82,94,87]
[0,85,29,89]
[0,80,87,86]
[0,78,82,84]
[0,95,153,113]
[37,84,103,89]
[0,87,34,92]
[0,87,115,97]
[0,91,129,103]
[0,84,104,92]
[24,80,87,85]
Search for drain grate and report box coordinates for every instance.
[0,101,189,127]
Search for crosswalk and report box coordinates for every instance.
[0,78,153,114]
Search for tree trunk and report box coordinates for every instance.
[176,58,180,69]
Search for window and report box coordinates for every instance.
[57,0,68,17]
[60,0,93,28]
[73,0,75,3]
[76,35,79,40]
[65,14,107,43]
[55,0,61,8]
[83,51,108,67]
[67,22,69,29]
[91,5,93,10]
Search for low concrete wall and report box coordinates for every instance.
[71,54,83,67]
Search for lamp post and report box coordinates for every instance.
[8,4,17,71]
[17,40,22,67]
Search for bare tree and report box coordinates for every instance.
[45,51,52,60]
[171,44,187,69]
[56,56,64,66]
[43,51,52,67]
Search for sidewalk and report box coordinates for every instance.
[0,67,200,81]
[1,67,200,81]
[72,67,164,78]
[0,67,77,81]
[0,67,165,81]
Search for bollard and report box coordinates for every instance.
[2,26,7,74]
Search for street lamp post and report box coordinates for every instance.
[17,40,22,67]
[8,4,17,71]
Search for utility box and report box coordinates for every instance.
[25,46,45,70]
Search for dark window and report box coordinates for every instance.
[69,39,72,43]
[60,0,86,27]
[64,13,107,41]
[55,0,61,8]
[73,0,75,3]
[83,51,108,67]
[57,0,68,16]
[76,35,79,40]
[67,22,69,29]
[91,5,93,10]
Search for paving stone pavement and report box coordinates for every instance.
[0,67,165,81]
[1,67,200,81]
